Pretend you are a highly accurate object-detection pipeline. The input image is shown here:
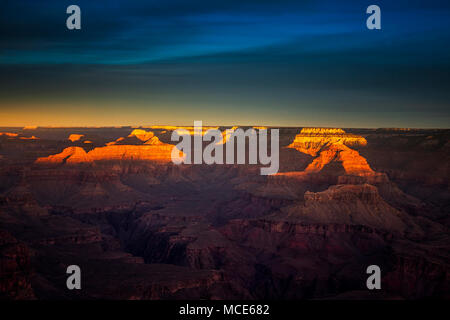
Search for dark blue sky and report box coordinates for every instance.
[1,0,449,127]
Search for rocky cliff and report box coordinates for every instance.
[35,144,183,164]
[0,126,448,299]
[287,128,368,156]
[0,231,35,300]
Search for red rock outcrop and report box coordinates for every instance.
[87,144,181,162]
[304,143,375,176]
[144,136,163,145]
[0,132,39,141]
[287,128,367,156]
[128,129,156,142]
[286,184,421,234]
[35,146,90,164]
[35,130,185,164]
[35,144,184,164]
[68,134,84,142]
[106,137,125,146]
[148,126,219,135]
[104,129,164,146]
[284,128,376,177]
[0,132,19,138]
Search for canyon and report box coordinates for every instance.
[0,126,448,299]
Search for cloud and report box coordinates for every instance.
[0,0,449,127]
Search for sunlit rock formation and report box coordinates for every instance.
[35,146,90,164]
[128,129,156,142]
[285,128,375,177]
[147,125,239,144]
[288,128,367,157]
[148,126,219,135]
[35,143,183,164]
[0,132,38,140]
[304,143,374,176]
[144,126,250,147]
[87,144,180,162]
[106,137,125,146]
[0,132,19,137]
[301,128,346,134]
[148,125,180,131]
[104,130,164,146]
[68,134,84,142]
[144,136,163,145]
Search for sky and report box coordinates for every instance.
[0,0,449,128]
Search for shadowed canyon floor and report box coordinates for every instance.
[0,127,449,299]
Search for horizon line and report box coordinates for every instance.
[1,125,449,130]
